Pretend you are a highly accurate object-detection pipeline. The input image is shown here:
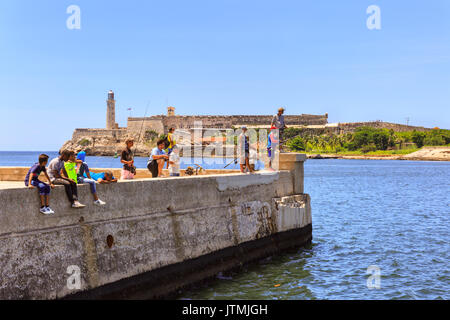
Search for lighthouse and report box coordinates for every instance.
[106,90,118,129]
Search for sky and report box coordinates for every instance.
[0,0,449,151]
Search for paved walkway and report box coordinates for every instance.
[0,181,26,190]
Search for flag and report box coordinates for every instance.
[127,108,132,111]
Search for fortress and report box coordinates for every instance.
[63,90,430,155]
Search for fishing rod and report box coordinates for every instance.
[130,100,151,172]
[224,158,237,168]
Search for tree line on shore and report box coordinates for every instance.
[284,127,450,154]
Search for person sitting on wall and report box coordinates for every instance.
[65,151,106,206]
[25,153,55,215]
[238,126,254,174]
[48,149,85,208]
[147,139,169,178]
[120,138,136,180]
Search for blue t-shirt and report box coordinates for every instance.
[268,132,279,149]
[25,163,46,186]
[77,151,86,162]
[149,147,166,162]
[83,172,115,181]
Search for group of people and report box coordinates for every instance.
[119,126,180,180]
[26,108,286,214]
[25,150,117,215]
[238,107,286,173]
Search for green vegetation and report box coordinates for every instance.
[285,127,450,154]
[144,129,159,142]
[78,138,91,146]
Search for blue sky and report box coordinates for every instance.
[0,0,449,150]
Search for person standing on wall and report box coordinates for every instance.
[271,107,287,152]
[120,138,136,180]
[165,127,176,169]
[238,126,254,173]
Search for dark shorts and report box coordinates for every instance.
[30,179,50,196]
[147,160,158,178]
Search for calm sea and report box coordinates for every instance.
[177,159,450,300]
[1,152,448,299]
[0,151,262,170]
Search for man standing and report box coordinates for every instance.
[238,126,254,173]
[165,127,176,169]
[271,107,287,151]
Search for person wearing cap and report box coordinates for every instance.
[238,126,254,173]
[271,107,287,151]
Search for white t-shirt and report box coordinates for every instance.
[169,153,180,175]
[47,157,65,182]
[249,148,257,164]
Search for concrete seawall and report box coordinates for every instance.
[0,154,312,299]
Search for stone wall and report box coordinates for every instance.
[72,129,128,142]
[127,114,329,134]
[0,167,240,182]
[0,154,311,299]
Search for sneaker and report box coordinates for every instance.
[71,201,86,208]
[40,207,52,215]
[45,206,55,214]
[94,199,106,206]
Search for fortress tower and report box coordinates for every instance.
[106,90,118,129]
[167,106,175,117]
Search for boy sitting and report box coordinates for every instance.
[65,151,106,206]
[48,150,85,208]
[147,139,169,178]
[25,154,55,215]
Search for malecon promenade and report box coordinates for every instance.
[0,153,311,299]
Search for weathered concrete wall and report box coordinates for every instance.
[0,167,240,182]
[0,154,311,299]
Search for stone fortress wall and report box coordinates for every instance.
[63,91,432,155]
[126,113,329,134]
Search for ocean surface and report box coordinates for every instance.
[177,159,450,300]
[1,152,449,299]
[0,151,263,171]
